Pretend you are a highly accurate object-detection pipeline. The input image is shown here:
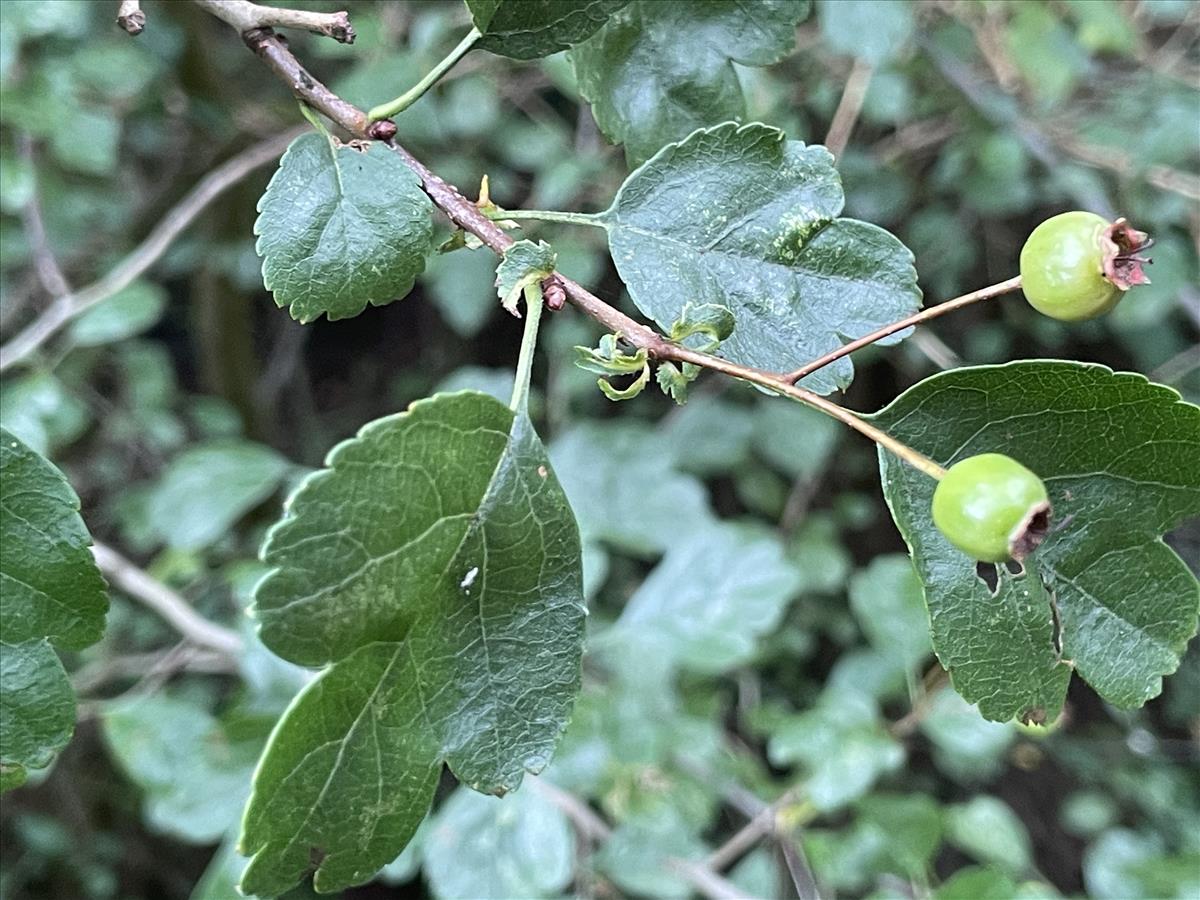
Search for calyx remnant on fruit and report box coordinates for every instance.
[1019,211,1152,322]
[1009,499,1052,561]
[1100,217,1153,290]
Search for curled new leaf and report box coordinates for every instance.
[574,333,650,401]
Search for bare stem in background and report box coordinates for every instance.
[0,128,302,372]
[531,778,753,900]
[92,542,244,657]
[16,135,72,300]
[824,58,872,158]
[193,0,355,43]
[73,646,236,695]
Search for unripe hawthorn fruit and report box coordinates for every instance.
[1019,212,1151,321]
[932,453,1051,563]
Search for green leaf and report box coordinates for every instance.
[422,246,499,337]
[1083,829,1167,900]
[467,0,630,60]
[256,132,433,323]
[945,796,1033,875]
[239,392,584,896]
[103,694,264,843]
[608,522,801,673]
[0,429,107,789]
[549,420,713,557]
[849,554,931,672]
[595,805,708,900]
[805,793,941,892]
[600,122,921,394]
[570,1,810,165]
[936,866,1021,900]
[0,371,90,457]
[872,362,1200,722]
[752,399,842,479]
[146,440,290,551]
[0,640,73,792]
[919,688,1015,783]
[661,395,755,475]
[424,786,574,899]
[817,0,914,65]
[68,281,167,347]
[768,692,904,811]
[668,302,735,346]
[495,239,555,315]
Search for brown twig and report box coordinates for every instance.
[786,275,1023,384]
[874,117,959,165]
[824,59,872,158]
[0,128,302,372]
[1046,127,1200,202]
[92,542,244,657]
[73,646,236,695]
[117,0,145,35]
[214,22,948,480]
[705,789,801,872]
[16,135,72,300]
[193,0,355,43]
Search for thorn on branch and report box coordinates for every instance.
[117,0,145,35]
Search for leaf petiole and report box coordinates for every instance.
[510,281,544,413]
[367,27,481,122]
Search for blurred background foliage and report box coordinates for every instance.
[0,1,1197,898]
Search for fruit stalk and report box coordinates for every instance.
[787,276,1023,384]
[510,281,544,413]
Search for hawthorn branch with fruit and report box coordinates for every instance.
[198,2,1156,562]
[2,3,1195,897]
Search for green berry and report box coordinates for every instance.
[1019,211,1152,321]
[932,454,1051,563]
[1020,212,1118,321]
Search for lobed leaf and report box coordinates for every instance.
[599,122,921,394]
[467,0,630,60]
[239,392,585,896]
[256,132,433,323]
[570,0,811,165]
[0,429,108,790]
[872,361,1200,722]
